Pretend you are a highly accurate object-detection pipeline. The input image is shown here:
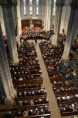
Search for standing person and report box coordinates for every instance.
[35,39,37,44]
[34,32,37,44]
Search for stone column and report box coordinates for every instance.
[0,1,19,64]
[52,0,64,46]
[51,0,59,45]
[62,0,78,60]
[45,0,51,31]
[39,0,43,19]
[48,0,52,31]
[43,0,46,31]
[45,0,49,31]
[32,0,36,17]
[26,0,29,16]
[17,0,22,46]
[60,0,71,34]
[50,0,54,30]
[20,0,23,18]
[74,26,78,40]
[0,25,16,104]
[39,0,41,17]
[41,0,44,19]
[0,6,6,36]
[12,4,17,32]
[43,0,51,31]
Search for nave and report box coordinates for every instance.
[1,0,78,118]
[1,38,78,118]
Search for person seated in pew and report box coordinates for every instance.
[11,68,41,75]
[33,107,40,115]
[6,112,14,118]
[17,89,46,97]
[14,110,22,116]
[16,97,48,106]
[18,77,23,81]
[14,106,50,116]
[28,109,34,115]
[22,110,28,116]
[59,103,78,113]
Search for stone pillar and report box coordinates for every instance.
[48,0,52,31]
[26,0,29,16]
[0,25,16,104]
[39,0,43,19]
[52,0,64,46]
[60,0,71,34]
[17,0,22,46]
[39,0,41,17]
[43,0,46,31]
[41,0,44,19]
[44,0,47,31]
[12,5,17,32]
[0,6,6,36]
[45,0,51,31]
[51,0,59,45]
[0,1,19,64]
[43,0,51,31]
[20,0,24,18]
[74,26,78,40]
[62,0,78,60]
[32,0,36,17]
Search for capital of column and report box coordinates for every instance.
[56,0,64,7]
[70,0,78,9]
[0,0,17,7]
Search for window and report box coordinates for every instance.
[36,7,38,15]
[29,0,33,15]
[23,0,26,15]
[36,0,39,15]
[53,0,56,16]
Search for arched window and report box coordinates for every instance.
[36,0,39,15]
[30,0,33,15]
[53,0,56,16]
[23,0,26,15]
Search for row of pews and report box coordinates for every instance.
[1,40,51,118]
[53,81,78,116]
[39,40,78,117]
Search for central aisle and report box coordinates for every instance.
[35,42,61,118]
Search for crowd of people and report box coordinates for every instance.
[2,40,50,118]
[39,39,78,117]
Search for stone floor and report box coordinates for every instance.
[35,42,61,118]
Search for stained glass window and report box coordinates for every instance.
[36,0,39,15]
[53,0,56,16]
[30,0,33,15]
[23,0,26,15]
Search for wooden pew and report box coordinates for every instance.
[15,95,47,101]
[17,87,45,91]
[50,77,64,83]
[14,114,51,118]
[13,79,43,85]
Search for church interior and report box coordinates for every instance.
[0,0,78,118]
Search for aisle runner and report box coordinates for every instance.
[35,42,61,118]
